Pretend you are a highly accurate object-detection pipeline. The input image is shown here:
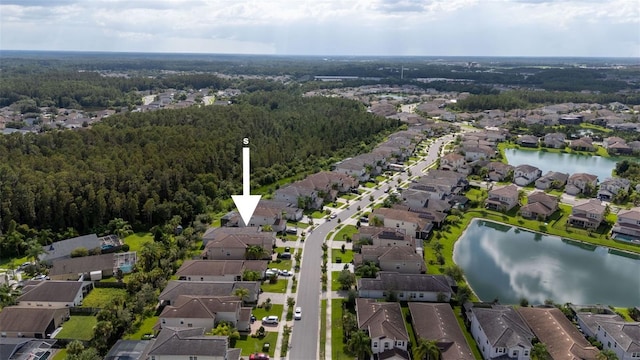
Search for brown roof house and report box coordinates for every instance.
[353,246,425,274]
[158,295,251,333]
[517,135,539,148]
[612,207,640,241]
[565,173,598,196]
[518,307,598,360]
[370,208,434,239]
[159,281,261,306]
[352,227,415,249]
[203,231,275,260]
[520,192,559,220]
[440,153,466,172]
[0,306,69,338]
[357,272,453,302]
[408,303,474,360]
[543,132,567,149]
[175,260,268,282]
[569,137,595,152]
[356,298,409,359]
[17,280,87,308]
[569,199,606,229]
[487,162,514,182]
[535,171,568,191]
[486,184,519,212]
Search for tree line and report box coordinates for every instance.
[0,91,398,257]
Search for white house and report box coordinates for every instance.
[356,298,409,358]
[612,207,640,240]
[466,304,533,360]
[357,272,452,302]
[513,165,542,186]
[576,312,640,360]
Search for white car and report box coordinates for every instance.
[279,270,292,277]
[294,307,302,320]
[329,213,337,219]
[262,315,279,325]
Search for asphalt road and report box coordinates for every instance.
[288,133,455,360]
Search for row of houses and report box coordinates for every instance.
[517,133,640,155]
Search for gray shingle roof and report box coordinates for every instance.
[471,305,534,348]
[17,281,84,303]
[148,327,229,356]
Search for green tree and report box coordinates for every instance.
[233,287,250,303]
[245,245,266,260]
[532,342,551,360]
[443,265,464,282]
[66,340,85,356]
[597,350,618,360]
[346,330,372,360]
[456,285,473,304]
[413,339,441,360]
[25,239,46,264]
[337,269,356,290]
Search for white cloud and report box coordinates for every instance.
[1,0,638,56]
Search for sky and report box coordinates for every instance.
[1,0,639,57]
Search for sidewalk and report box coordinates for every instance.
[273,235,302,360]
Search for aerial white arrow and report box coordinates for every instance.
[231,146,261,226]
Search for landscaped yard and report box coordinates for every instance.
[331,249,354,264]
[269,258,292,271]
[55,316,97,341]
[124,316,158,340]
[331,299,350,360]
[251,304,284,320]
[308,210,328,219]
[331,271,345,291]
[340,193,358,200]
[82,288,127,308]
[260,279,288,293]
[333,225,358,242]
[124,232,152,252]
[320,299,327,359]
[52,349,67,360]
[234,332,278,357]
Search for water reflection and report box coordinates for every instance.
[453,219,640,306]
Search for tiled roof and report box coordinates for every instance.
[408,303,474,360]
[356,298,409,341]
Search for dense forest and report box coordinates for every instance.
[0,91,399,257]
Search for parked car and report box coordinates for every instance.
[262,315,279,325]
[249,353,270,360]
[329,213,337,219]
[265,269,278,277]
[294,307,302,320]
[250,314,256,323]
[279,270,292,277]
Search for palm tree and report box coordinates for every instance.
[233,287,250,303]
[346,330,372,360]
[25,239,46,266]
[245,245,266,260]
[596,350,618,360]
[413,339,441,360]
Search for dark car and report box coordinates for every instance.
[249,353,269,360]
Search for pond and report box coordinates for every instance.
[453,219,640,306]
[503,148,627,181]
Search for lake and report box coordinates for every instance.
[453,219,640,306]
[503,148,625,181]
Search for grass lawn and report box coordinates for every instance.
[308,210,328,219]
[333,225,358,242]
[613,307,633,321]
[52,349,67,360]
[125,316,159,340]
[124,232,152,252]
[401,305,416,353]
[296,222,310,229]
[320,299,327,359]
[234,332,278,357]
[364,182,376,188]
[331,299,351,360]
[340,193,358,201]
[252,304,284,320]
[55,316,97,341]
[0,255,28,268]
[453,305,483,359]
[269,259,292,271]
[331,271,344,291]
[261,280,288,293]
[331,249,354,264]
[82,288,127,308]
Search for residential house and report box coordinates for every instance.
[158,281,261,306]
[559,114,584,125]
[352,227,416,248]
[603,136,626,148]
[0,307,69,339]
[517,135,539,147]
[466,304,534,360]
[246,206,287,232]
[256,199,303,222]
[569,137,595,152]
[48,253,115,281]
[401,188,432,209]
[357,272,453,302]
[370,208,434,239]
[463,145,495,162]
[333,158,370,182]
[486,185,519,212]
[273,181,321,210]
[408,303,474,360]
[487,162,513,182]
[203,232,275,260]
[175,260,268,282]
[201,226,262,247]
[612,207,640,241]
[597,177,631,202]
[303,171,359,198]
[105,340,151,360]
[439,153,466,172]
[518,307,598,360]
[543,133,567,149]
[39,234,101,263]
[607,141,632,155]
[146,327,241,360]
[628,141,640,154]
[576,312,640,360]
[513,165,542,186]
[17,281,87,308]
[158,295,251,333]
[353,246,425,274]
[569,199,606,229]
[566,173,598,196]
[520,192,559,220]
[534,171,568,190]
[356,298,410,359]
